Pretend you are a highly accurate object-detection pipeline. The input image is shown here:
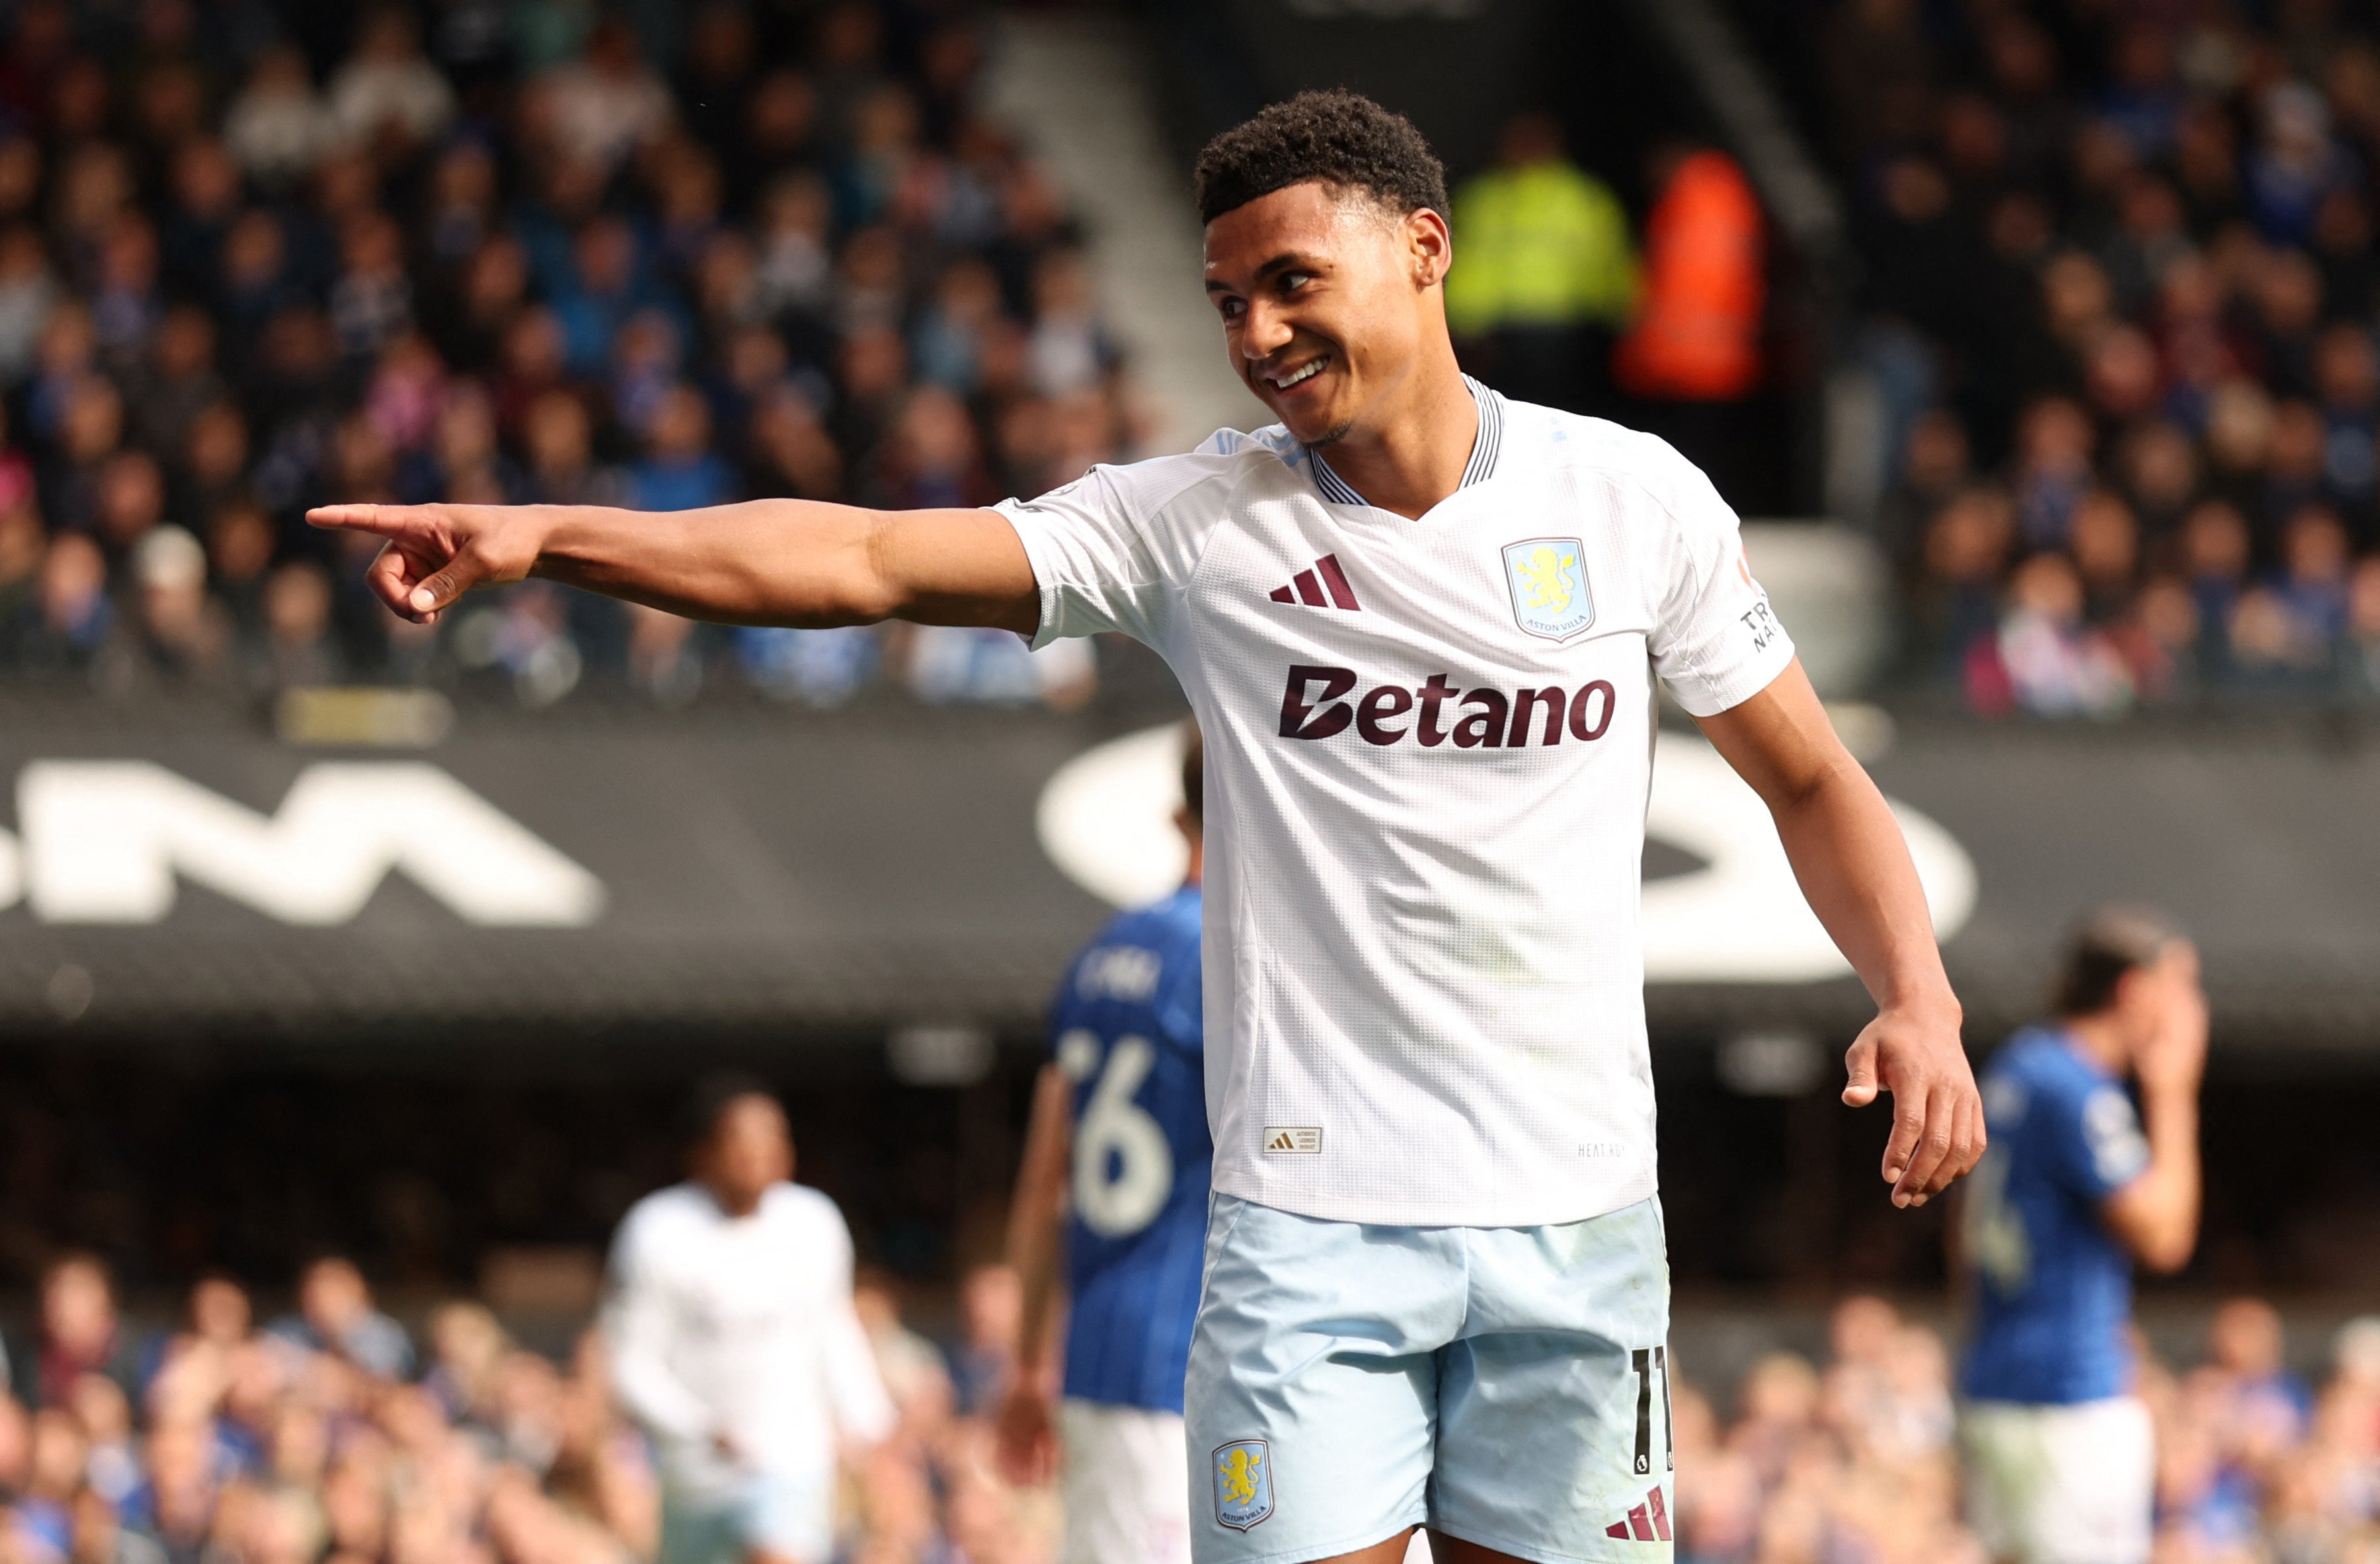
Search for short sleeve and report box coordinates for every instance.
[1644,447,1796,717]
[2051,1081,2153,1202]
[994,465,1162,649]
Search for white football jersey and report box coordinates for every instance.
[998,380,1794,1226]
[605,1182,894,1499]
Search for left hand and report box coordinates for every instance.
[1841,1002,1984,1208]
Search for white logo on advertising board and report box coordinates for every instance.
[0,761,604,927]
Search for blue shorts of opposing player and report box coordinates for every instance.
[1185,1194,1676,1564]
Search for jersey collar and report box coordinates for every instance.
[1306,374,1504,508]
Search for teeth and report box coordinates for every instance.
[1271,358,1324,388]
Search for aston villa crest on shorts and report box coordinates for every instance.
[1501,537,1595,642]
[1212,1439,1275,1530]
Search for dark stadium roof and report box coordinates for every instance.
[0,699,2375,1056]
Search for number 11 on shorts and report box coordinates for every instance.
[1630,1347,1674,1476]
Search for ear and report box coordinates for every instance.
[1403,207,1452,290]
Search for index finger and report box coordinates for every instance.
[307,503,434,537]
[1878,1077,1923,1196]
[1893,1084,1958,1207]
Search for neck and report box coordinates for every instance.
[1317,339,1476,519]
[2061,1013,2129,1075]
[703,1181,764,1218]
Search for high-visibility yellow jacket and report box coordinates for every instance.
[1445,158,1640,335]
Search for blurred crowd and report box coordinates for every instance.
[15,1255,2380,1564]
[0,0,1125,711]
[0,1251,1060,1564]
[1675,1294,2380,1564]
[1829,0,2380,713]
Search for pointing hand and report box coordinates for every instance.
[307,503,552,624]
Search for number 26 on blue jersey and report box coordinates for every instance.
[1060,1029,1174,1237]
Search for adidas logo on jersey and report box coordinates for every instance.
[1604,1487,1672,1543]
[1277,664,1619,749]
[1267,554,1362,611]
[1262,1126,1321,1153]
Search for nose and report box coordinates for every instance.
[1239,299,1293,362]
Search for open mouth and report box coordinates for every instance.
[1263,355,1329,391]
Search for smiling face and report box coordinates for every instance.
[1203,181,1451,446]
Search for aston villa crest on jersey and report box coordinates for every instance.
[1212,1439,1275,1530]
[1501,537,1595,642]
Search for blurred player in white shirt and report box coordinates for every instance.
[606,1077,894,1564]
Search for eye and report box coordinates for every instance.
[1278,270,1315,294]
[1214,295,1246,321]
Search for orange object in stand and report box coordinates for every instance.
[1613,150,1766,401]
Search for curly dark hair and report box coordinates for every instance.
[1194,89,1448,225]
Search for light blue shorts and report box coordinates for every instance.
[1185,1194,1676,1564]
[660,1468,833,1564]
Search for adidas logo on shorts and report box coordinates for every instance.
[1262,1126,1322,1153]
[1604,1486,1673,1543]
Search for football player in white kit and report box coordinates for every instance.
[314,89,1983,1564]
[606,1078,894,1564]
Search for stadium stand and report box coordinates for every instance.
[1800,0,2380,713]
[1669,1294,2380,1564]
[0,0,1129,713]
[9,1251,2380,1564]
[0,1251,1060,1564]
[6,4,2380,1561]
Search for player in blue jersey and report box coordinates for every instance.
[1958,907,2206,1564]
[1000,726,1208,1564]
